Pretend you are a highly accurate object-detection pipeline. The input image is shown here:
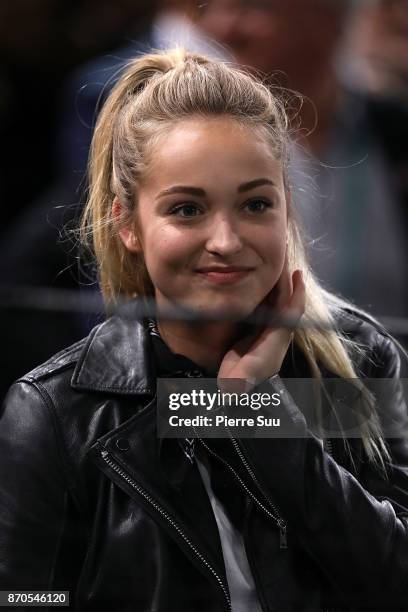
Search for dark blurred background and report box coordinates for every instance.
[1,0,408,399]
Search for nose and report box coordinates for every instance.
[205,215,243,257]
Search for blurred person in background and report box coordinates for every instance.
[344,0,408,260]
[346,0,408,101]
[198,0,408,330]
[0,0,162,399]
[0,0,162,231]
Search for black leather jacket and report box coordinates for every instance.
[1,306,408,611]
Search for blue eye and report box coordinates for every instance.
[170,204,202,218]
[245,199,272,213]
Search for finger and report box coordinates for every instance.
[251,274,303,344]
[283,270,306,328]
[269,251,292,313]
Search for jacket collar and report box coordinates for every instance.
[70,297,313,394]
[71,301,156,395]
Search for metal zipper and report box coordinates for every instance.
[229,437,288,549]
[197,437,288,549]
[324,438,333,456]
[99,448,231,611]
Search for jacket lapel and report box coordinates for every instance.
[71,303,156,395]
[88,398,228,588]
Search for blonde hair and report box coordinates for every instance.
[81,48,389,468]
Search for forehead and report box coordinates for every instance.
[142,117,284,188]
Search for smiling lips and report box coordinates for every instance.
[196,266,254,285]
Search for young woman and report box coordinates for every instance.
[1,49,407,612]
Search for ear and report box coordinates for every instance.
[112,197,141,254]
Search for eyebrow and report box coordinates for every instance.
[156,178,276,199]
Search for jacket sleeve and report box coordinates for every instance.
[0,380,79,596]
[237,335,408,608]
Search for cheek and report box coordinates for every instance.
[142,225,196,276]
[258,225,287,282]
[263,223,287,258]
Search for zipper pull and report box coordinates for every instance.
[279,525,288,549]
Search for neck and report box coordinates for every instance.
[156,320,241,374]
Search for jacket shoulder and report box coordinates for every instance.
[17,328,100,385]
[334,307,386,340]
[333,307,401,377]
